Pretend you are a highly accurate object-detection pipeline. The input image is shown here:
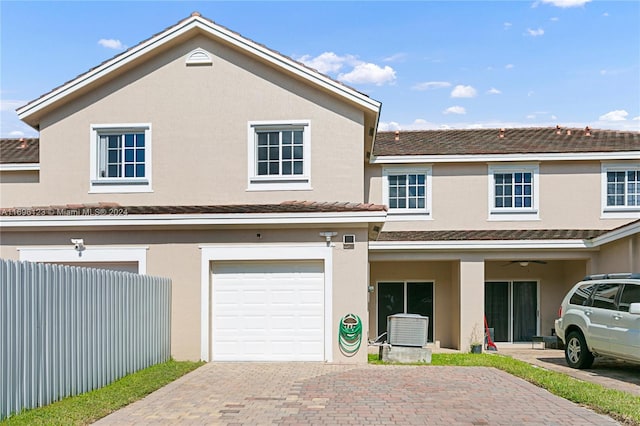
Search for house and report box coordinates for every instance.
[1,13,639,362]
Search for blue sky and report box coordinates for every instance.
[1,0,639,138]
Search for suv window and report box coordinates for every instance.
[569,283,598,306]
[591,283,621,310]
[618,284,640,312]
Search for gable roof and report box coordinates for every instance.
[17,12,381,128]
[0,138,39,164]
[373,127,640,159]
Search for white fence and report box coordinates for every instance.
[0,258,171,420]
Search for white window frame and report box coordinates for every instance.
[18,246,148,274]
[488,164,539,221]
[247,120,311,191]
[382,166,432,220]
[601,162,640,218]
[89,123,152,193]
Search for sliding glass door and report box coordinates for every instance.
[377,282,434,342]
[485,281,538,342]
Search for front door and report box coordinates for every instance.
[485,281,538,342]
[377,282,434,342]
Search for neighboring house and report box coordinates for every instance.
[366,128,640,349]
[1,13,639,361]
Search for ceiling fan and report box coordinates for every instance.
[504,260,548,267]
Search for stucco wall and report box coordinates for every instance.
[1,226,371,362]
[2,34,366,208]
[367,161,634,231]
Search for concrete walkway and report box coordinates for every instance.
[95,361,621,425]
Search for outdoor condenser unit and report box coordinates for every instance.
[387,313,429,347]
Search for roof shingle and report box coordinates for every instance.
[377,229,609,242]
[373,128,640,157]
[0,138,39,164]
[0,201,387,216]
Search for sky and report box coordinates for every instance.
[1,0,639,138]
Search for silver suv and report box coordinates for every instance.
[554,273,640,369]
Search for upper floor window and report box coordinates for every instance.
[90,124,152,193]
[247,121,311,191]
[488,164,539,220]
[383,167,432,218]
[603,164,640,212]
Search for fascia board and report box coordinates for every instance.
[0,211,387,228]
[369,239,591,250]
[0,163,40,171]
[590,222,640,247]
[18,17,380,121]
[370,151,640,164]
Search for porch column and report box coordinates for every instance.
[459,256,485,352]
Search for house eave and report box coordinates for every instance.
[370,151,640,164]
[0,163,40,171]
[17,15,380,126]
[0,210,387,229]
[369,239,593,251]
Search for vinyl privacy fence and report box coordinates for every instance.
[0,258,171,420]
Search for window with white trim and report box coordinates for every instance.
[90,124,152,193]
[247,121,310,190]
[489,164,538,219]
[602,163,640,214]
[383,167,431,216]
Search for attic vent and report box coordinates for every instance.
[185,48,212,66]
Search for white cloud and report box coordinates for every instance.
[450,85,477,98]
[383,53,407,62]
[528,90,535,97]
[338,63,396,86]
[98,38,125,50]
[539,0,592,8]
[505,64,514,69]
[550,17,560,21]
[487,88,502,95]
[603,12,609,17]
[504,22,512,30]
[9,130,25,137]
[0,99,26,112]
[599,110,629,121]
[526,114,536,119]
[297,52,357,74]
[634,116,640,121]
[443,106,466,115]
[412,81,451,91]
[378,121,401,131]
[298,52,396,86]
[526,28,545,37]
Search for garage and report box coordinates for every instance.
[211,260,325,361]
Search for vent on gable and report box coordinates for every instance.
[185,48,212,66]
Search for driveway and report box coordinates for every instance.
[501,347,640,396]
[95,362,619,425]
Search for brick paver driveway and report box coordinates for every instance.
[95,362,620,425]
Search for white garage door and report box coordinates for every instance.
[212,260,324,361]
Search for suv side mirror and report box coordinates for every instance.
[629,303,640,315]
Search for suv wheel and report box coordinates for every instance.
[565,330,594,369]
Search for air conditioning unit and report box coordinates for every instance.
[387,313,429,347]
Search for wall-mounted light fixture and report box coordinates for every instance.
[71,238,85,253]
[319,231,337,247]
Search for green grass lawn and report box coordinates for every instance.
[2,359,204,425]
[369,353,640,426]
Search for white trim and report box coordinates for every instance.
[17,16,380,124]
[0,210,387,228]
[247,120,312,191]
[382,166,432,218]
[89,123,153,193]
[185,47,212,65]
[591,220,640,247]
[369,239,592,251]
[371,151,640,165]
[0,163,40,172]
[488,164,539,220]
[17,246,148,274]
[199,244,333,362]
[600,162,640,218]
